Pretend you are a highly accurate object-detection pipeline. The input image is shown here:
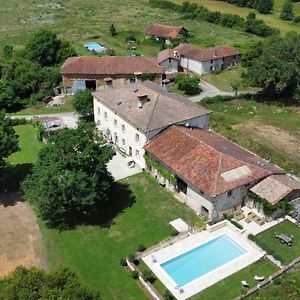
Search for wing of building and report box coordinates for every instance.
[61,56,164,93]
[93,81,210,168]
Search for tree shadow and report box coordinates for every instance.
[0,191,22,207]
[0,163,33,193]
[82,181,136,228]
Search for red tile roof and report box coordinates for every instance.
[157,49,180,64]
[251,175,300,205]
[175,44,240,62]
[61,56,164,75]
[144,126,283,197]
[145,24,187,39]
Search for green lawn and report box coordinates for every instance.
[175,0,300,35]
[9,95,75,116]
[191,258,278,300]
[41,172,199,300]
[201,98,300,177]
[8,124,43,164]
[0,0,259,57]
[250,220,300,265]
[248,264,300,300]
[202,67,259,93]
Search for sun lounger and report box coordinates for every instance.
[233,212,245,221]
[245,218,251,223]
[248,212,255,219]
[241,280,249,287]
[254,275,264,281]
[257,218,265,226]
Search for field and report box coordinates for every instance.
[201,98,300,177]
[42,173,199,300]
[0,0,260,57]
[175,0,300,35]
[250,220,300,265]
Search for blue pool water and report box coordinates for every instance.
[84,42,107,53]
[161,234,246,287]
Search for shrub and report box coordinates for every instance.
[274,277,282,285]
[293,16,300,23]
[142,270,156,283]
[175,74,201,95]
[137,244,146,252]
[127,253,136,262]
[164,289,175,300]
[248,233,255,241]
[120,258,127,266]
[131,270,139,279]
[229,219,243,229]
[201,95,234,105]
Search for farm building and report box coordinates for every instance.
[60,56,164,93]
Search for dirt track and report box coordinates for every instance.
[0,193,48,277]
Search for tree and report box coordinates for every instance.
[22,121,113,228]
[231,80,241,97]
[280,0,294,20]
[0,80,20,111]
[0,266,100,300]
[110,24,117,37]
[175,74,201,95]
[73,89,94,119]
[243,32,300,102]
[0,111,19,166]
[255,0,274,14]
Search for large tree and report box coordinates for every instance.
[22,121,113,228]
[243,32,300,102]
[0,266,100,300]
[73,89,94,119]
[0,111,19,166]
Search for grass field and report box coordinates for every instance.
[0,0,259,57]
[8,95,75,116]
[8,125,42,164]
[175,0,300,35]
[201,98,300,177]
[248,264,300,300]
[250,220,300,265]
[191,258,278,300]
[41,173,199,300]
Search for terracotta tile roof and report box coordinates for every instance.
[175,44,240,62]
[145,24,187,39]
[61,56,164,75]
[157,49,180,64]
[93,81,210,133]
[144,126,283,197]
[251,175,300,205]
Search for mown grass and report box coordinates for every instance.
[250,221,300,265]
[0,0,259,57]
[191,258,278,300]
[41,172,200,300]
[174,0,300,35]
[201,98,300,176]
[202,67,259,92]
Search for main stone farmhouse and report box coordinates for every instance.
[61,56,164,93]
[93,81,210,168]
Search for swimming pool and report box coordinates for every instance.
[84,42,107,53]
[161,234,246,287]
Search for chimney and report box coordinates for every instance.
[134,71,142,83]
[137,93,148,108]
[104,77,113,89]
[162,78,170,91]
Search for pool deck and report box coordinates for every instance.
[143,226,264,300]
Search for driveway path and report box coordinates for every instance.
[10,112,78,128]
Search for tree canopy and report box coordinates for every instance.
[22,121,113,229]
[255,0,274,14]
[280,0,294,20]
[0,112,19,167]
[243,32,300,102]
[175,74,201,95]
[73,89,94,119]
[0,266,100,300]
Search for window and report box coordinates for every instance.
[135,133,139,142]
[122,139,126,147]
[122,124,126,133]
[104,111,108,121]
[114,133,118,144]
[114,119,117,127]
[210,60,213,64]
[135,149,140,157]
[210,66,213,71]
[228,190,232,197]
[168,58,171,63]
[97,107,100,115]
[129,77,136,83]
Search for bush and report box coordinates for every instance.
[131,270,139,279]
[274,277,282,285]
[293,16,300,23]
[120,258,127,266]
[201,95,234,105]
[137,244,146,252]
[229,219,243,229]
[164,289,175,300]
[248,233,255,241]
[128,253,136,262]
[175,74,201,95]
[142,270,156,283]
